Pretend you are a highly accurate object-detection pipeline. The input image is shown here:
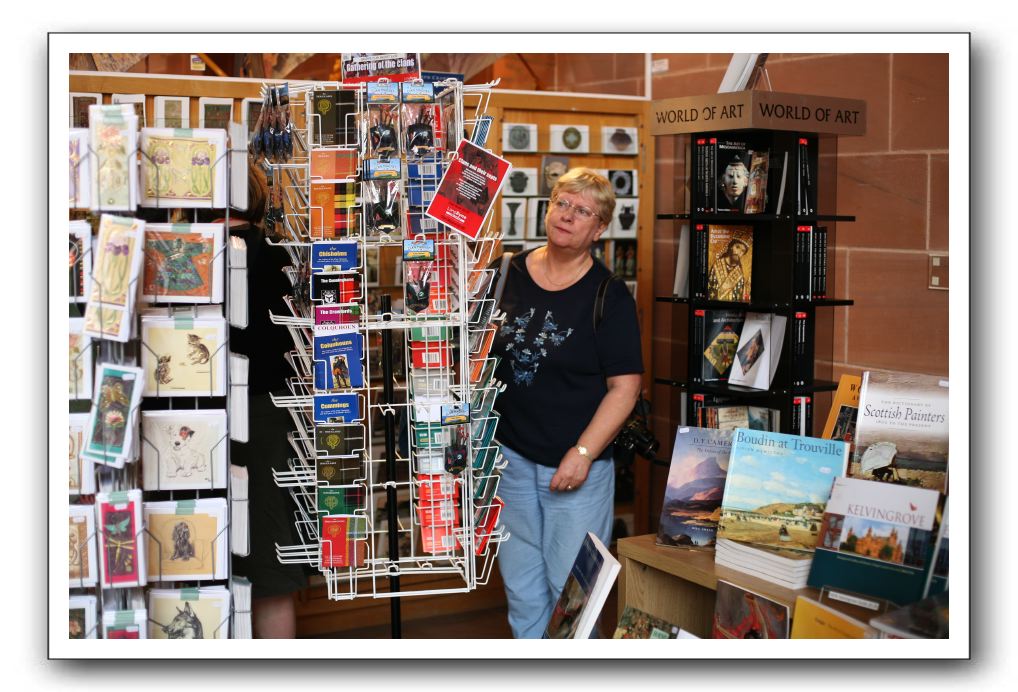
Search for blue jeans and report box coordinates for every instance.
[496,444,614,639]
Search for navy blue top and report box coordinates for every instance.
[492,250,643,467]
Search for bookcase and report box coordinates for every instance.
[650,91,867,437]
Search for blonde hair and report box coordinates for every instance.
[551,167,615,226]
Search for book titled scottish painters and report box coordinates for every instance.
[851,372,949,493]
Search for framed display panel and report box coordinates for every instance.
[197,96,234,130]
[153,95,190,128]
[69,92,101,128]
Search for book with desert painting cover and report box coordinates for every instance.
[717,429,848,559]
[850,371,949,493]
[656,427,732,550]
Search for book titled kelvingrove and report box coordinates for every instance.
[808,476,941,606]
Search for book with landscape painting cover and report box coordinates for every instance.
[656,427,732,550]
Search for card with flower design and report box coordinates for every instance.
[140,314,227,397]
[82,363,144,468]
[139,128,229,208]
[69,504,98,587]
[69,93,100,128]
[69,220,92,302]
[141,409,228,490]
[148,587,231,639]
[141,223,224,303]
[69,129,91,208]
[68,318,93,400]
[153,95,190,128]
[82,214,145,343]
[144,499,229,582]
[68,595,98,639]
[96,489,146,589]
[88,104,138,210]
[69,413,95,495]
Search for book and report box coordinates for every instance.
[928,497,949,596]
[705,225,753,302]
[96,489,147,588]
[715,139,750,213]
[715,539,813,589]
[312,326,364,392]
[727,312,787,390]
[148,587,231,639]
[850,371,949,492]
[790,595,877,639]
[808,476,941,606]
[742,150,770,214]
[719,429,848,556]
[139,128,229,208]
[545,532,621,639]
[141,223,225,303]
[656,426,732,549]
[672,223,690,297]
[712,579,789,639]
[869,591,949,639]
[140,409,228,490]
[698,309,745,383]
[426,139,511,240]
[821,374,862,442]
[613,606,681,639]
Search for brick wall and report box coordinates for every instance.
[488,53,950,529]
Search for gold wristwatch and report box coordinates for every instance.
[575,445,591,460]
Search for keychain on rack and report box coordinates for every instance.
[444,424,468,475]
[405,105,434,158]
[276,83,293,162]
[366,179,400,235]
[264,166,286,240]
[404,260,433,314]
[369,104,398,159]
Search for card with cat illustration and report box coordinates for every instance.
[140,313,227,396]
[144,499,229,582]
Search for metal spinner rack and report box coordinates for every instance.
[266,78,509,622]
[68,116,244,639]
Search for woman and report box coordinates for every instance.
[492,168,643,638]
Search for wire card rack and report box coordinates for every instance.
[67,105,251,638]
[266,77,510,601]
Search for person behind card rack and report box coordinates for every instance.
[491,168,643,638]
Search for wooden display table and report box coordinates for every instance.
[616,534,816,638]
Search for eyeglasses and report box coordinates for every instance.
[551,197,597,220]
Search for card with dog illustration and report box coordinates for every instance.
[69,318,93,400]
[144,499,229,582]
[69,413,95,495]
[140,314,227,396]
[69,504,98,588]
[141,409,228,490]
[96,489,146,589]
[148,587,231,639]
[141,223,224,303]
[312,326,364,392]
[82,363,145,468]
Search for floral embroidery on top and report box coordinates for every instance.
[499,308,573,386]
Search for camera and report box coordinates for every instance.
[615,418,660,461]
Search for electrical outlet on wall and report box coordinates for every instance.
[928,254,949,290]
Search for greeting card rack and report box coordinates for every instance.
[68,116,245,639]
[265,78,509,619]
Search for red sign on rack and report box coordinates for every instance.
[426,140,511,240]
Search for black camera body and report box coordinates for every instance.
[614,417,659,461]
